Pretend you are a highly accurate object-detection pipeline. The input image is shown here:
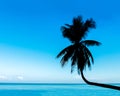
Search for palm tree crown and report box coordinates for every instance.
[61,16,96,43]
[57,16,101,73]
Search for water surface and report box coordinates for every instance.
[0,83,119,96]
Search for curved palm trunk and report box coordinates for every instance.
[80,70,120,91]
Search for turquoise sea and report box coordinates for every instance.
[0,83,119,96]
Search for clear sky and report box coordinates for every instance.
[0,0,120,83]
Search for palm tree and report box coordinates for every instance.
[56,16,120,91]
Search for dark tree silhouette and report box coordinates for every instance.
[57,16,120,91]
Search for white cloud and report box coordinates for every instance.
[0,75,7,80]
[17,76,24,80]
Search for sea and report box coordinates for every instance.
[0,83,119,96]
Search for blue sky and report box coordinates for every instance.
[0,0,120,83]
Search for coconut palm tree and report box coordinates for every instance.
[56,16,120,91]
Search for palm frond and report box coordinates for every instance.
[75,45,93,71]
[81,40,101,46]
[82,44,94,64]
[77,48,86,73]
[71,50,77,73]
[65,24,72,27]
[73,16,83,26]
[84,48,92,69]
[81,18,96,39]
[56,45,73,58]
[61,26,74,43]
[60,46,74,67]
[61,26,70,37]
[71,45,86,73]
[84,18,96,29]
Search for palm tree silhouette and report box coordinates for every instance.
[57,16,120,91]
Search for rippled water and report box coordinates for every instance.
[0,83,119,96]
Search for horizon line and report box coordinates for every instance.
[0,82,119,85]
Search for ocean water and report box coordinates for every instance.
[0,83,119,96]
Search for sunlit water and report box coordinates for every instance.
[0,83,119,96]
